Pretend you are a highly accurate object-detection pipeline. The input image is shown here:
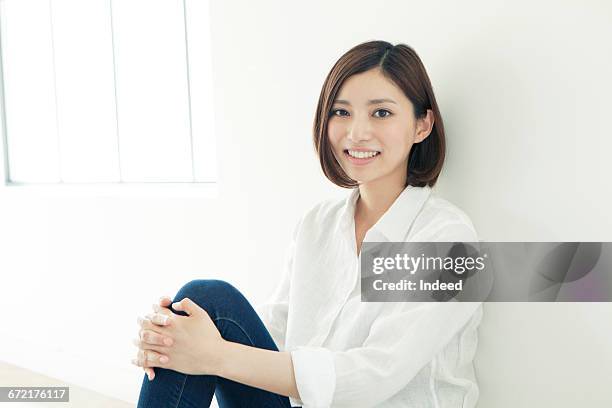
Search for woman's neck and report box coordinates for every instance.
[356,176,405,224]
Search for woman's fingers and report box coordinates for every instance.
[137,315,170,331]
[151,297,173,313]
[132,296,172,380]
[134,329,173,347]
[132,296,173,377]
[143,310,173,326]
[131,348,169,368]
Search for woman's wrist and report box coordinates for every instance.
[211,338,233,377]
[207,339,300,399]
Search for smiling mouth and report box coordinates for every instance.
[343,149,381,159]
[342,149,381,165]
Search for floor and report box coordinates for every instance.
[0,360,134,407]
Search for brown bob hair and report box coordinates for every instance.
[313,40,446,188]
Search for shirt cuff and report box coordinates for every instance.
[290,346,336,407]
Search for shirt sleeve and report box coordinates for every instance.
[254,216,303,352]
[290,301,482,407]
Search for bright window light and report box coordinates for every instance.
[0,0,217,185]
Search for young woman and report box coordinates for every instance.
[132,40,483,408]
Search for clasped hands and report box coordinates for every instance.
[131,296,227,381]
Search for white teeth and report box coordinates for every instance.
[347,150,379,159]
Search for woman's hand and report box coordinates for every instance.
[132,297,227,377]
[133,296,173,381]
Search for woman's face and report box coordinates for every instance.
[327,68,433,187]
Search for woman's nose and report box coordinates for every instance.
[347,116,373,142]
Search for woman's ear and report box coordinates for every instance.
[414,109,434,143]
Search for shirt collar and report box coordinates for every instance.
[340,184,433,242]
[339,187,360,231]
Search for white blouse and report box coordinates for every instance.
[255,184,484,408]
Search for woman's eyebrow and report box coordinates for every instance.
[334,98,397,105]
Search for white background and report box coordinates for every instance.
[1,0,611,406]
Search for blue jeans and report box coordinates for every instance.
[136,279,299,408]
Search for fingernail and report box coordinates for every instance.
[152,314,167,325]
[147,372,152,381]
[163,337,173,346]
[160,356,169,363]
[132,338,140,347]
[152,303,160,312]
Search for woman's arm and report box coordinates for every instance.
[216,340,300,400]
[134,297,301,400]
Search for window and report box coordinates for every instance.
[0,0,216,186]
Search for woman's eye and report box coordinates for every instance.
[373,109,392,118]
[331,109,349,117]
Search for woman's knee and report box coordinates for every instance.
[173,279,242,307]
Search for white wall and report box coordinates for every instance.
[1,0,611,406]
